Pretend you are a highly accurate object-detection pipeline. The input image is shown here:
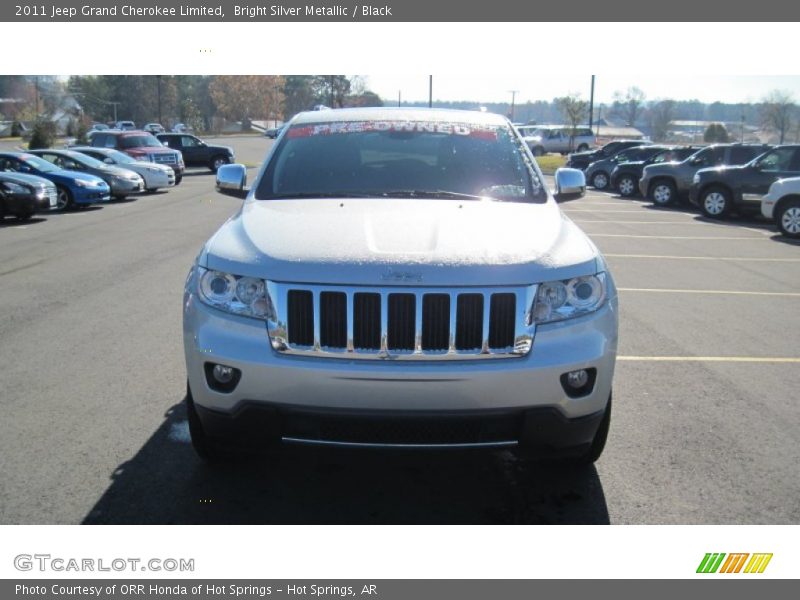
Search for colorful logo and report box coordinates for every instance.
[697,553,773,574]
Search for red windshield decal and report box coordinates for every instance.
[286,121,499,140]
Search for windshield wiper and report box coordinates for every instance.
[377,190,488,200]
[265,192,378,199]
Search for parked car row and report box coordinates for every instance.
[568,140,800,239]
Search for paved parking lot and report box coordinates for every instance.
[0,136,798,524]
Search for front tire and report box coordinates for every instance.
[777,198,800,239]
[700,186,732,219]
[210,156,229,173]
[577,144,589,152]
[591,171,610,190]
[617,175,638,197]
[56,186,73,211]
[175,174,183,186]
[649,179,677,206]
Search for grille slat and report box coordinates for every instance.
[279,285,533,359]
[388,294,416,351]
[456,294,484,350]
[422,294,450,351]
[489,293,517,349]
[320,291,347,348]
[353,293,381,350]
[287,290,314,346]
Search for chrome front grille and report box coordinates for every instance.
[266,283,537,360]
[153,153,179,165]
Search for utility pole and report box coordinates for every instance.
[508,90,519,121]
[398,90,401,107]
[741,114,745,143]
[428,76,432,108]
[157,75,162,125]
[588,75,595,129]
[596,105,602,136]
[34,76,40,118]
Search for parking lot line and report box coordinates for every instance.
[618,287,800,297]
[564,209,697,216]
[618,356,800,363]
[605,253,800,262]
[587,233,767,240]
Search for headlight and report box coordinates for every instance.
[3,182,29,194]
[531,273,606,324]
[74,179,92,188]
[138,154,152,163]
[197,266,276,321]
[693,173,701,184]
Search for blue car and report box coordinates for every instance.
[0,151,111,210]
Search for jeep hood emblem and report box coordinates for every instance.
[380,268,423,283]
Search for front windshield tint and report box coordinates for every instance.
[20,155,59,173]
[66,152,105,169]
[257,120,545,203]
[121,135,162,149]
[105,149,134,163]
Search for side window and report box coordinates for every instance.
[789,149,800,173]
[182,136,199,147]
[709,147,726,165]
[756,148,794,172]
[730,146,756,165]
[104,135,116,149]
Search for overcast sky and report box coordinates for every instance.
[365,75,800,105]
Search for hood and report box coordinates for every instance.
[696,164,744,179]
[53,169,108,186]
[127,146,174,154]
[129,160,171,170]
[569,150,598,160]
[0,172,51,188]
[100,166,141,178]
[202,198,600,286]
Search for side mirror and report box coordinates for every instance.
[553,167,586,201]
[216,163,249,199]
[104,158,114,164]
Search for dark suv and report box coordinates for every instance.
[88,130,185,184]
[566,139,650,171]
[610,146,701,197]
[639,143,770,207]
[156,133,235,173]
[689,145,800,218]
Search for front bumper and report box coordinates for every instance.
[183,286,618,450]
[73,186,111,204]
[3,192,52,215]
[109,179,145,195]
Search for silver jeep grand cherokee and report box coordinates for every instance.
[183,108,618,464]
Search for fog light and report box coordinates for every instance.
[204,362,241,393]
[559,368,597,398]
[566,369,589,389]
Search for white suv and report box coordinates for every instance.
[183,108,617,465]
[762,176,800,238]
[518,125,595,156]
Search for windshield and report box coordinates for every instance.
[64,151,106,169]
[18,155,59,173]
[121,134,162,149]
[103,149,135,164]
[256,120,546,203]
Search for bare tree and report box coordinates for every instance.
[554,93,588,151]
[760,90,796,143]
[648,99,676,142]
[612,86,646,126]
